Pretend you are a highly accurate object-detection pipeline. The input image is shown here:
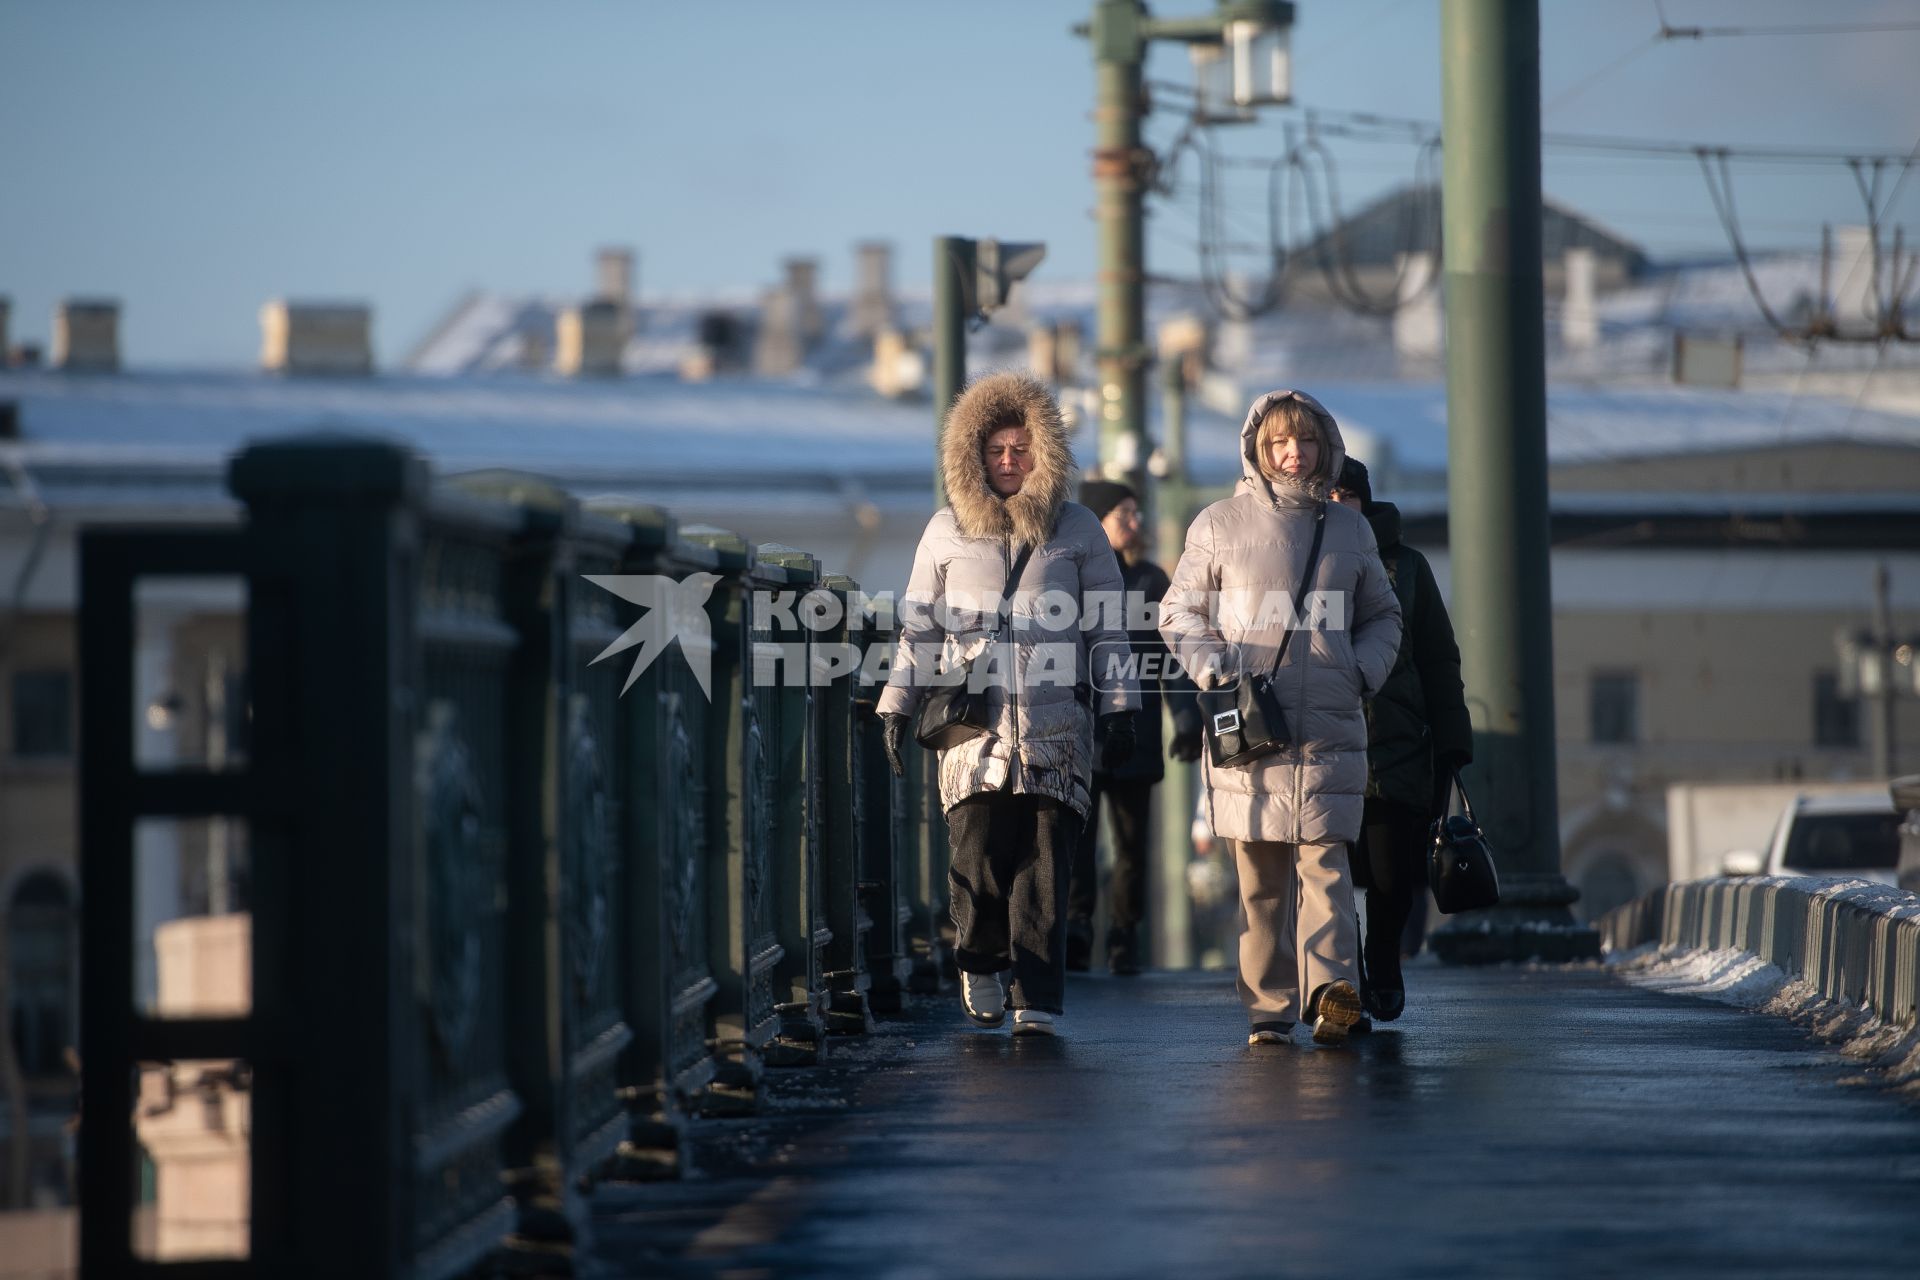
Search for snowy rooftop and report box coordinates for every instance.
[3,364,1918,514]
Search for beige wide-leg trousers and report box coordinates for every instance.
[1228,839,1360,1025]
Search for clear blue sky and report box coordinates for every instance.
[3,0,1916,367]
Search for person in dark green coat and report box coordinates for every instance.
[1331,458,1472,1021]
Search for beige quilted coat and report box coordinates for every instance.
[1159,389,1402,845]
[877,372,1137,817]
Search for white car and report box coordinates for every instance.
[1723,791,1903,885]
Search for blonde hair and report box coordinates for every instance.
[1253,397,1332,482]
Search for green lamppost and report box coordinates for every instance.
[1427,0,1598,962]
[1078,1,1292,968]
[1077,0,1295,493]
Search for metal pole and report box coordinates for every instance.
[932,235,973,508]
[1428,0,1596,962]
[1871,562,1897,777]
[1092,0,1149,493]
[1154,352,1195,968]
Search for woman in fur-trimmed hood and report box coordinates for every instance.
[1159,388,1402,1046]
[877,370,1138,1034]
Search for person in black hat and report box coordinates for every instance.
[1067,479,1203,974]
[1330,456,1472,1021]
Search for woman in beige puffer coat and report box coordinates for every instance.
[878,371,1138,1035]
[1160,389,1401,1045]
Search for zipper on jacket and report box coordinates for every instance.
[1292,504,1323,845]
[1004,539,1021,763]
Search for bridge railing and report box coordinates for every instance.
[1599,875,1920,1031]
[77,436,939,1279]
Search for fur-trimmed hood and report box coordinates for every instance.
[1236,388,1347,510]
[940,371,1075,546]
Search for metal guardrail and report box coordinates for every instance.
[1598,876,1920,1031]
[77,436,941,1278]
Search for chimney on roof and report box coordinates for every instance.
[1561,248,1598,351]
[1391,253,1443,363]
[1829,225,1878,338]
[784,257,823,348]
[852,242,894,337]
[596,247,635,308]
[260,301,374,375]
[555,300,627,377]
[752,287,803,376]
[52,298,120,372]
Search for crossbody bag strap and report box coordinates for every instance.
[1264,503,1328,677]
[998,541,1037,624]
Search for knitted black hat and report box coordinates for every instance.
[1078,479,1137,521]
[1336,456,1372,506]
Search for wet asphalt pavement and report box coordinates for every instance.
[591,965,1920,1279]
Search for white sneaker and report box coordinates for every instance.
[1010,1009,1057,1037]
[960,972,1006,1027]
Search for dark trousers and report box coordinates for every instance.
[1068,774,1153,935]
[1353,798,1430,993]
[946,793,1082,1015]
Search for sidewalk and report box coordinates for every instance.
[592,965,1920,1279]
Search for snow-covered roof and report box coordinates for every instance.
[1180,378,1920,489]
[5,365,1917,517]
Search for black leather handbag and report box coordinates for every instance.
[1200,506,1325,770]
[1428,768,1501,914]
[913,542,1036,752]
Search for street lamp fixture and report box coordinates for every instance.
[1189,42,1252,124]
[1075,0,1297,493]
[1225,7,1293,105]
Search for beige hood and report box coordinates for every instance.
[1235,388,1347,510]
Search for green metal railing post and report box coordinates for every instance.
[819,574,877,1034]
[1429,0,1597,963]
[597,506,726,1180]
[756,545,834,1066]
[681,528,783,1112]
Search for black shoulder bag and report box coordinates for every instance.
[913,541,1036,751]
[1428,768,1501,914]
[1199,505,1326,769]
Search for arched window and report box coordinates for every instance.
[9,872,76,1079]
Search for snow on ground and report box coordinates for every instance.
[1610,942,1920,1097]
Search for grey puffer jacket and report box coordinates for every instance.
[878,372,1138,818]
[1159,389,1402,846]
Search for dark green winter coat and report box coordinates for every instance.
[1362,502,1472,814]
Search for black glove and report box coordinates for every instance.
[1097,711,1136,773]
[882,713,910,778]
[1168,711,1204,763]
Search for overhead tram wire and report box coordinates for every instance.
[1143,86,1920,332]
[1543,30,1665,117]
